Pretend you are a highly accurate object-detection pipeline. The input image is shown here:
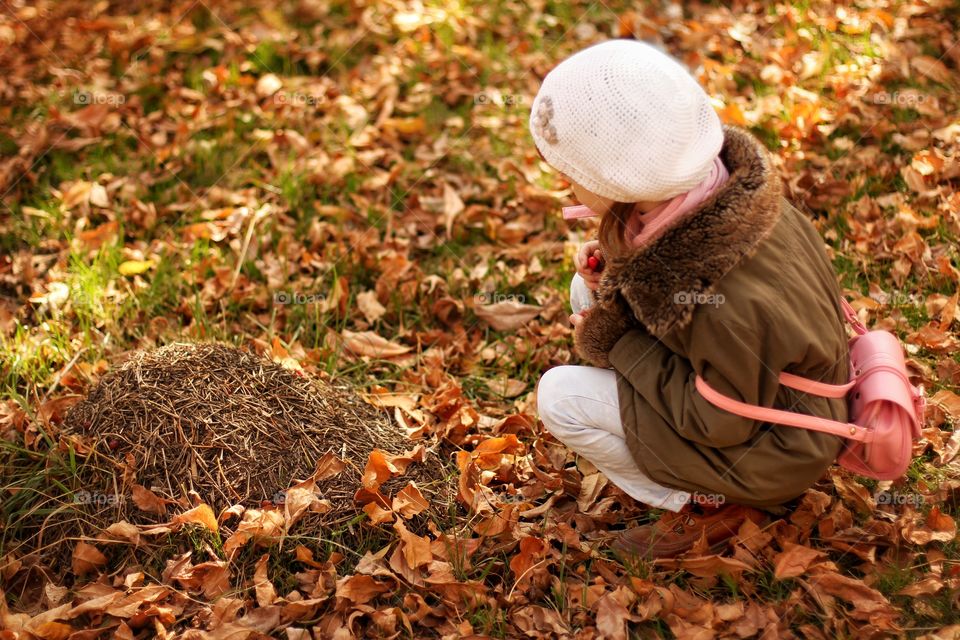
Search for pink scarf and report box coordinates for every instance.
[625,156,729,247]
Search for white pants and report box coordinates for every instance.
[536,275,691,512]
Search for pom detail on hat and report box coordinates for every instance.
[529,39,723,203]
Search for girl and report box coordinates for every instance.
[531,40,849,558]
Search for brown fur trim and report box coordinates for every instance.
[602,126,783,339]
[574,294,634,368]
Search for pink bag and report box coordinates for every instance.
[695,297,925,480]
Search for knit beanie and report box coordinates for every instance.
[529,39,723,203]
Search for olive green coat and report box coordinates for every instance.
[575,126,847,508]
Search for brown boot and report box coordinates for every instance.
[611,503,768,559]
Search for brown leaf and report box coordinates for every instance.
[342,330,412,358]
[472,300,542,332]
[356,290,387,323]
[596,588,636,640]
[910,56,952,84]
[335,575,391,605]
[654,554,753,579]
[394,521,432,569]
[930,389,960,422]
[71,542,107,576]
[253,554,278,607]
[773,543,827,579]
[807,568,894,615]
[102,520,140,545]
[131,485,172,515]
[392,483,429,519]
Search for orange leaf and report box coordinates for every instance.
[172,504,218,533]
[30,622,74,640]
[294,545,326,569]
[363,450,394,490]
[363,501,395,525]
[509,537,547,585]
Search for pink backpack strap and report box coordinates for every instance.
[694,376,868,441]
[778,371,855,397]
[839,297,868,335]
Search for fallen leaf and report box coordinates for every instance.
[253,554,277,607]
[394,520,432,569]
[172,503,218,533]
[71,542,107,576]
[773,543,827,579]
[473,300,542,332]
[131,485,171,515]
[342,330,412,358]
[356,290,387,323]
[335,575,391,605]
[392,483,429,519]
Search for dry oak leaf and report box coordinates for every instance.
[773,542,828,579]
[335,575,391,606]
[472,300,542,332]
[342,330,412,358]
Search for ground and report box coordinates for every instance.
[1,0,960,638]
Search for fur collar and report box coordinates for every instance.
[601,126,783,338]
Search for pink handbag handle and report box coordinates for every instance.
[694,296,872,440]
[694,376,869,441]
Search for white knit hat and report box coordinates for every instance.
[529,39,723,203]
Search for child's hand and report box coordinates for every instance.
[574,240,604,291]
[569,312,585,326]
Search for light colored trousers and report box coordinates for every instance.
[537,274,691,512]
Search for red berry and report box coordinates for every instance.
[587,256,600,270]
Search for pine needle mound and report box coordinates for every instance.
[61,343,451,529]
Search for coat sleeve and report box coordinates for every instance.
[607,316,784,448]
